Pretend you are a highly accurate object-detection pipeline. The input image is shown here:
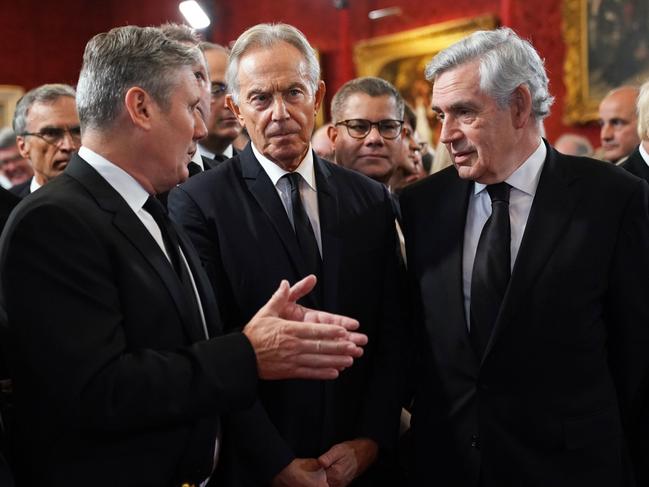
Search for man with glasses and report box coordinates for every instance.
[10,84,80,197]
[169,23,404,487]
[0,128,33,189]
[196,42,241,168]
[328,77,405,187]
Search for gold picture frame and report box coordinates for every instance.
[562,0,649,123]
[0,85,24,128]
[353,15,497,146]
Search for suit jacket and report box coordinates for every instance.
[8,180,29,199]
[400,144,649,487]
[168,144,404,485]
[0,187,19,235]
[621,146,649,183]
[0,154,259,486]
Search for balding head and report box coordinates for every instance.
[598,86,640,162]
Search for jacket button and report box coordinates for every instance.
[471,434,480,449]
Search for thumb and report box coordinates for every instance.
[257,279,290,318]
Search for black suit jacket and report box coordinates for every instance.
[621,146,649,183]
[168,144,404,485]
[8,180,29,199]
[400,144,649,487]
[0,187,19,235]
[0,154,259,486]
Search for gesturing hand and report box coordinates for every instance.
[243,275,368,380]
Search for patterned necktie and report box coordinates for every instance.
[470,182,511,359]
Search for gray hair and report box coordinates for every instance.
[76,25,204,130]
[226,23,320,104]
[0,127,17,149]
[159,22,201,46]
[200,41,229,54]
[425,27,554,121]
[330,76,405,123]
[636,81,649,140]
[13,83,76,135]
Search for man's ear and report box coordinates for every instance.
[16,136,29,159]
[124,87,155,130]
[226,94,246,128]
[327,124,338,145]
[510,84,533,129]
[313,80,326,116]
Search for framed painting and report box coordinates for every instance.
[353,15,497,145]
[0,85,24,128]
[563,0,649,123]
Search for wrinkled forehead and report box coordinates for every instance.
[237,44,310,89]
[26,96,78,129]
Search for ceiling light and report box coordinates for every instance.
[179,1,210,29]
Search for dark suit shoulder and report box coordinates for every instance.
[9,180,30,198]
[620,147,649,183]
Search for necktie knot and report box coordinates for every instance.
[487,182,511,204]
[143,195,168,222]
[285,172,301,192]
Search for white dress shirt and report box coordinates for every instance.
[252,142,322,255]
[462,140,546,328]
[198,143,234,162]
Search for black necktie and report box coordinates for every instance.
[470,182,511,359]
[283,172,322,281]
[187,161,202,177]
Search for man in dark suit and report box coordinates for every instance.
[198,42,241,166]
[0,128,32,189]
[621,80,649,182]
[0,25,367,487]
[400,27,649,487]
[10,84,80,197]
[169,23,403,487]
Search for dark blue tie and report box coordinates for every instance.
[470,182,511,358]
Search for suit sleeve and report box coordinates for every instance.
[605,179,649,484]
[1,202,258,433]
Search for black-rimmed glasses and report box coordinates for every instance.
[20,126,81,146]
[335,119,404,140]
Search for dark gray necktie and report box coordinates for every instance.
[283,172,322,281]
[470,182,511,358]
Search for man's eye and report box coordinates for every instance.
[41,129,62,138]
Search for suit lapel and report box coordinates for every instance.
[66,154,205,342]
[482,145,580,362]
[240,146,316,288]
[436,177,476,363]
[314,156,341,310]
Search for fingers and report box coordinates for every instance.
[318,445,345,469]
[287,274,317,302]
[256,279,290,318]
[302,309,360,330]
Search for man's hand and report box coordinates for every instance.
[243,275,368,380]
[271,458,328,487]
[317,438,379,487]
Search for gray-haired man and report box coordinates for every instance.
[0,25,366,486]
[400,27,649,486]
[11,84,80,197]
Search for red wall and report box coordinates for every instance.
[0,0,599,144]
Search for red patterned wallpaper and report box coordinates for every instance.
[0,0,599,144]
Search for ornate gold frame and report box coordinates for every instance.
[0,85,24,128]
[353,15,497,78]
[562,0,593,123]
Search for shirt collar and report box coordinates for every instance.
[78,146,150,213]
[198,143,234,161]
[474,138,546,197]
[639,143,649,167]
[197,144,215,161]
[191,148,204,170]
[252,142,316,191]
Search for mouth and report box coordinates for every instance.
[452,150,475,164]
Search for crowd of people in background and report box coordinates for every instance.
[0,19,648,487]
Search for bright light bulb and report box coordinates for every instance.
[179,1,210,30]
